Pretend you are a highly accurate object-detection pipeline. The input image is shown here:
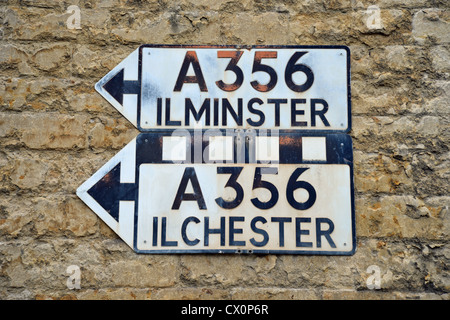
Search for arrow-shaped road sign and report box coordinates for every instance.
[95,49,140,128]
[77,131,356,255]
[77,137,136,248]
[94,45,351,133]
[79,45,355,255]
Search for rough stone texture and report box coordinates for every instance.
[0,0,448,300]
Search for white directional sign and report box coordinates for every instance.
[95,45,351,132]
[79,45,355,255]
[77,131,355,254]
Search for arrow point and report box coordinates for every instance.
[94,48,140,128]
[103,68,125,106]
[87,162,122,222]
[86,160,136,223]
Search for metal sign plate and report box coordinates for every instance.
[77,131,355,255]
[95,45,351,133]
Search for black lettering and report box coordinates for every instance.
[246,98,265,127]
[286,168,317,210]
[181,216,200,246]
[173,51,208,92]
[250,51,278,92]
[222,98,243,126]
[185,98,210,126]
[161,217,178,246]
[165,98,181,126]
[172,167,207,210]
[250,216,269,247]
[213,98,219,126]
[316,218,336,248]
[229,216,245,246]
[215,167,244,209]
[311,99,330,127]
[291,99,307,127]
[296,217,312,248]
[251,167,279,210]
[271,217,291,247]
[157,98,162,126]
[204,216,225,246]
[285,51,314,93]
[152,217,158,246]
[216,51,244,92]
[267,99,287,127]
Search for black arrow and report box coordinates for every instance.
[87,162,136,222]
[102,68,140,106]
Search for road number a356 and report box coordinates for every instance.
[171,166,317,211]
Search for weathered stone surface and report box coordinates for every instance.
[151,287,229,300]
[356,195,447,239]
[412,8,450,44]
[222,12,290,44]
[0,0,448,301]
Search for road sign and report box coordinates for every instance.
[95,45,351,132]
[79,44,355,255]
[77,131,355,255]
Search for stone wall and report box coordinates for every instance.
[0,0,448,300]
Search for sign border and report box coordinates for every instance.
[131,131,356,256]
[134,44,352,134]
